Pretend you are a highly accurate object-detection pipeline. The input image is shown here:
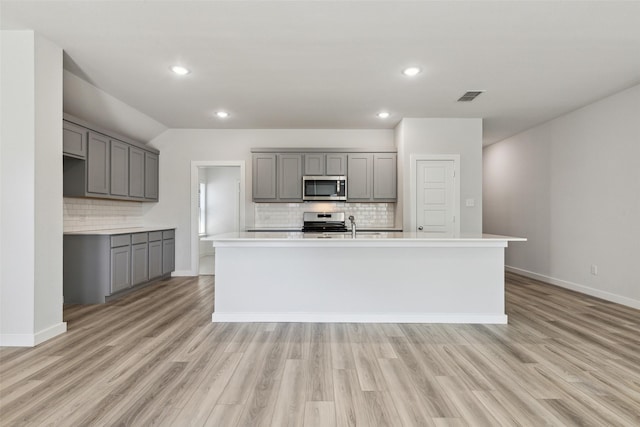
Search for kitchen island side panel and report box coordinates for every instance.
[213,246,506,323]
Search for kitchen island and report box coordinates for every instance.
[205,232,525,324]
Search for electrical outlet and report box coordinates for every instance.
[591,264,598,276]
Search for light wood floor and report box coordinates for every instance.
[1,273,639,426]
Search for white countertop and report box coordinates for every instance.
[204,231,526,247]
[64,226,175,235]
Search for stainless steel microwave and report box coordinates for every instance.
[302,176,347,201]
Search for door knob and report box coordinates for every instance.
[418,226,423,231]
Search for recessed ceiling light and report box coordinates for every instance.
[377,111,390,119]
[215,111,230,118]
[402,67,421,77]
[170,65,190,75]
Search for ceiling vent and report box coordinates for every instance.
[457,91,484,102]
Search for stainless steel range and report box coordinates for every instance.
[302,212,348,233]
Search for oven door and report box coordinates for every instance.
[303,176,347,201]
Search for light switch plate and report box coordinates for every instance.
[465,198,475,207]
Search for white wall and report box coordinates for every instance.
[145,129,394,274]
[0,31,66,346]
[484,84,640,308]
[395,118,484,233]
[204,166,241,236]
[63,70,167,143]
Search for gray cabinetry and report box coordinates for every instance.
[148,237,163,280]
[63,121,87,159]
[87,132,110,194]
[347,153,373,200]
[252,153,277,200]
[347,153,397,202]
[144,152,159,200]
[63,228,175,304]
[110,139,129,196]
[129,147,145,198]
[304,154,324,175]
[162,230,175,275]
[131,233,149,285]
[277,154,303,201]
[304,153,347,176]
[326,154,347,175]
[373,153,397,201]
[63,116,159,202]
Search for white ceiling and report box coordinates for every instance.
[2,1,639,145]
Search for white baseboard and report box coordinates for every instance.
[171,270,195,277]
[1,322,67,347]
[506,266,640,310]
[212,312,508,324]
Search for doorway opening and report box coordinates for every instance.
[190,161,245,276]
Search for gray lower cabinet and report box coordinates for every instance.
[131,233,149,285]
[64,228,175,304]
[111,245,131,293]
[149,239,163,280]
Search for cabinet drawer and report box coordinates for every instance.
[162,229,175,239]
[131,232,148,244]
[148,231,162,242]
[111,234,131,248]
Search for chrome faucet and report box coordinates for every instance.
[348,215,356,238]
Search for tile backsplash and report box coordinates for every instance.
[254,202,396,229]
[64,198,144,231]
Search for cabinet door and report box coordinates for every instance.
[304,154,324,175]
[87,132,110,194]
[149,240,163,279]
[131,243,149,285]
[326,154,347,176]
[144,152,159,200]
[110,245,131,293]
[110,140,129,196]
[63,121,87,159]
[252,154,277,200]
[373,153,397,200]
[347,154,373,200]
[129,147,145,198]
[277,154,302,201]
[162,239,175,275]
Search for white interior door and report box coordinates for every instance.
[416,160,456,236]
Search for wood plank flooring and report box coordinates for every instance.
[1,272,639,426]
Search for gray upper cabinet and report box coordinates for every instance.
[144,152,159,200]
[325,154,347,176]
[63,117,159,202]
[63,121,87,159]
[87,132,110,194]
[373,153,397,201]
[347,153,373,200]
[110,139,129,196]
[304,153,347,176]
[347,153,397,202]
[129,147,145,198]
[252,153,277,200]
[304,154,324,175]
[277,154,303,201]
